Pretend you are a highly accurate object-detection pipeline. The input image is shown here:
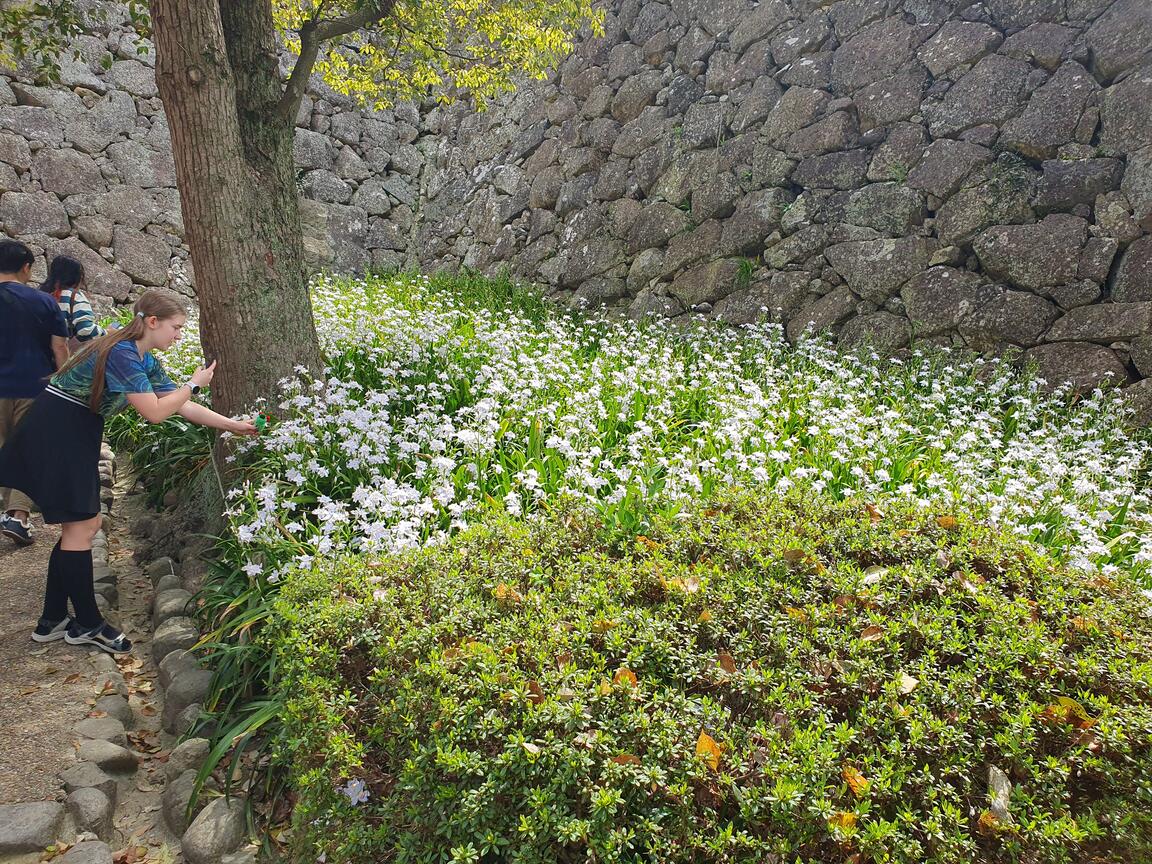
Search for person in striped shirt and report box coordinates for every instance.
[40,256,105,349]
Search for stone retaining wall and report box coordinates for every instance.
[417,0,1152,392]
[3,1,1151,392]
[0,2,422,311]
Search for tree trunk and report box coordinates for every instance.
[151,0,322,418]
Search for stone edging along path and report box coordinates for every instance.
[0,453,256,864]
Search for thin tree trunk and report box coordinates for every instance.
[151,0,322,418]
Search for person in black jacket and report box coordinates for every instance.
[0,240,68,547]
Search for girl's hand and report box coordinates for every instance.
[230,417,259,436]
[190,360,217,388]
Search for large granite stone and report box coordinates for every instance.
[1001,23,1077,72]
[1114,237,1152,303]
[784,111,859,157]
[720,187,792,254]
[839,312,913,352]
[830,17,932,94]
[34,147,105,194]
[153,616,201,664]
[1022,342,1130,392]
[843,183,925,236]
[924,54,1032,137]
[293,128,335,170]
[610,71,662,124]
[107,140,176,188]
[1033,158,1123,213]
[934,158,1036,246]
[713,274,808,325]
[1045,302,1152,343]
[762,87,830,147]
[959,287,1060,349]
[853,67,928,131]
[625,202,690,254]
[1099,67,1152,155]
[906,139,992,199]
[986,0,1065,30]
[668,258,744,308]
[1121,145,1152,225]
[113,226,171,286]
[182,797,246,864]
[790,149,870,190]
[824,236,936,304]
[0,105,63,144]
[786,286,857,342]
[916,21,1002,76]
[901,267,995,338]
[66,788,113,841]
[0,191,69,237]
[1085,0,1152,82]
[972,214,1088,292]
[1001,62,1100,160]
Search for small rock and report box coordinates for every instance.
[163,770,211,836]
[166,738,211,782]
[220,848,259,864]
[0,802,66,854]
[76,739,138,774]
[182,797,247,864]
[152,617,200,664]
[74,717,127,747]
[153,589,193,629]
[175,703,205,737]
[145,556,176,582]
[60,762,117,803]
[163,669,214,733]
[66,788,113,841]
[58,840,114,864]
[92,694,133,728]
[93,671,129,699]
[988,766,1013,824]
[155,573,183,593]
[158,648,200,690]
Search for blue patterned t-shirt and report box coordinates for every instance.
[52,340,177,418]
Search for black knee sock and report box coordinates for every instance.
[59,548,101,629]
[41,541,68,622]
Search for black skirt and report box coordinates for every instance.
[0,387,103,523]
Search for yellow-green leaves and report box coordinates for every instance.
[273,0,603,110]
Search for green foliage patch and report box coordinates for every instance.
[274,493,1152,864]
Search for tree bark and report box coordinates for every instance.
[151,0,322,418]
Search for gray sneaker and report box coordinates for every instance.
[1,514,33,547]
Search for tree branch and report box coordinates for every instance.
[276,0,397,125]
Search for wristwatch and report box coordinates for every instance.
[187,383,202,396]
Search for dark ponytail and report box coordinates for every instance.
[40,255,85,301]
[57,290,188,412]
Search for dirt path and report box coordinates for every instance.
[0,516,101,804]
[0,471,185,861]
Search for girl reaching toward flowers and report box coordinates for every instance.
[0,289,257,654]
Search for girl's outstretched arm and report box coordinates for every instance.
[176,400,258,436]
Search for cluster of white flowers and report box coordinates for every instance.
[162,274,1152,586]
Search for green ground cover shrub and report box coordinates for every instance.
[105,273,1152,858]
[273,492,1152,864]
